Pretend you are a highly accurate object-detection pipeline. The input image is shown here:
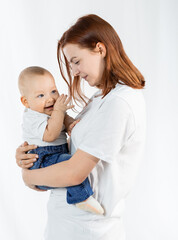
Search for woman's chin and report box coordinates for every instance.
[87,81,95,87]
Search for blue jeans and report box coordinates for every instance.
[29,144,93,204]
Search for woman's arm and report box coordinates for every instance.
[22,149,99,188]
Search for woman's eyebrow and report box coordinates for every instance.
[69,56,77,63]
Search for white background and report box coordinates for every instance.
[0,0,177,239]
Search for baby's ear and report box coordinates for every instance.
[20,96,29,108]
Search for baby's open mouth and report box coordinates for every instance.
[45,105,54,109]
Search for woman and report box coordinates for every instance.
[16,14,146,240]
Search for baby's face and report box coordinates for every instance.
[25,73,59,115]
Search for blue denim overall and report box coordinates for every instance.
[29,144,93,204]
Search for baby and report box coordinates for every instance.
[18,66,104,215]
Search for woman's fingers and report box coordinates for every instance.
[17,158,37,168]
[21,153,38,160]
[16,151,38,162]
[16,142,38,169]
[16,156,37,168]
[20,144,37,153]
[16,144,37,158]
[20,141,28,147]
[21,158,37,164]
[20,162,34,169]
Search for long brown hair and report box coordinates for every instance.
[57,14,145,106]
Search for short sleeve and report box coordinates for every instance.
[22,109,49,141]
[34,117,48,140]
[78,97,135,163]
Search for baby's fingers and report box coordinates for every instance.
[64,96,72,105]
[66,104,75,110]
[74,119,80,124]
[56,94,65,102]
[70,119,80,128]
[58,94,67,103]
[67,130,71,136]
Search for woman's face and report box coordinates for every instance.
[63,43,106,87]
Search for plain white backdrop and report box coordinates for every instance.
[0,0,177,239]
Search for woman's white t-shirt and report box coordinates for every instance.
[45,84,146,240]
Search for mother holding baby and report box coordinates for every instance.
[16,14,146,240]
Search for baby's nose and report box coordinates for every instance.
[47,97,54,103]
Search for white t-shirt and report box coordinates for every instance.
[45,84,146,240]
[22,108,67,146]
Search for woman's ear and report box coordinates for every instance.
[20,96,29,108]
[95,42,106,58]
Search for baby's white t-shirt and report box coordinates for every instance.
[22,108,67,146]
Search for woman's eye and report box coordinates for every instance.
[37,94,44,98]
[74,61,80,65]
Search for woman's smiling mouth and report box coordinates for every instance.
[83,75,88,81]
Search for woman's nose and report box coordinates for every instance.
[72,66,80,77]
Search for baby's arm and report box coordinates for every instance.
[43,95,74,142]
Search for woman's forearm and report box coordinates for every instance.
[22,149,99,189]
[22,160,79,188]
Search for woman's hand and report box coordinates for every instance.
[67,119,80,136]
[16,141,38,169]
[16,143,46,192]
[22,169,46,192]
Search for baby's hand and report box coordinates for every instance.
[54,94,74,113]
[67,119,80,136]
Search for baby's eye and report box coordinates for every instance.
[51,90,58,94]
[37,94,44,98]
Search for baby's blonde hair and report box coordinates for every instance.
[18,66,52,96]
